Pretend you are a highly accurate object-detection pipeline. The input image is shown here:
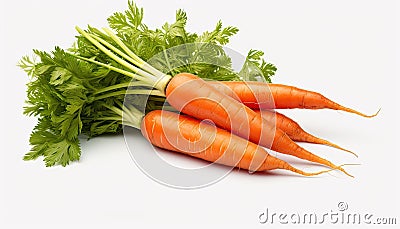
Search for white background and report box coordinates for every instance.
[1,0,399,228]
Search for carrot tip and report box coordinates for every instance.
[282,163,352,177]
[304,164,355,178]
[322,140,358,157]
[364,108,381,118]
[336,163,361,178]
[340,105,381,118]
[358,107,381,118]
[340,163,361,167]
[334,146,358,158]
[336,166,354,178]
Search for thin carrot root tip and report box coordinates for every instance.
[289,166,338,177]
[339,163,361,167]
[334,165,354,178]
[294,164,355,178]
[371,108,381,117]
[340,169,354,178]
[282,162,346,177]
[323,141,358,158]
[345,106,381,118]
[361,108,381,118]
[335,163,361,178]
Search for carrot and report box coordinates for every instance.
[75,28,351,176]
[256,110,357,157]
[208,81,379,118]
[166,73,351,176]
[141,110,340,176]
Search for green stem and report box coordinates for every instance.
[114,100,138,126]
[93,117,123,121]
[102,27,166,79]
[70,53,150,83]
[112,117,137,129]
[93,117,136,128]
[94,89,164,101]
[123,89,164,96]
[90,33,158,81]
[148,96,167,102]
[76,26,157,86]
[76,26,171,92]
[162,48,173,74]
[93,82,151,95]
[151,104,176,112]
[89,34,157,78]
[100,103,143,129]
[124,104,146,128]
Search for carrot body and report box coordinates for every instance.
[141,110,334,175]
[209,81,378,118]
[165,73,349,175]
[256,110,357,156]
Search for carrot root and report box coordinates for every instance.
[256,110,358,157]
[164,75,357,177]
[317,139,358,157]
[336,105,381,118]
[262,156,354,177]
[303,164,355,178]
[210,81,380,118]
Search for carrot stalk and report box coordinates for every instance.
[256,110,358,157]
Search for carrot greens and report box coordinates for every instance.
[19,1,276,166]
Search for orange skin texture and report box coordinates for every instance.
[258,110,319,142]
[141,110,332,176]
[164,73,347,174]
[256,110,356,156]
[208,81,377,118]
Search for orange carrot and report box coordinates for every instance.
[208,81,379,118]
[256,110,357,157]
[165,73,351,176]
[141,110,340,176]
[74,26,353,175]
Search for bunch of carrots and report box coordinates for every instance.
[130,72,377,177]
[20,2,378,177]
